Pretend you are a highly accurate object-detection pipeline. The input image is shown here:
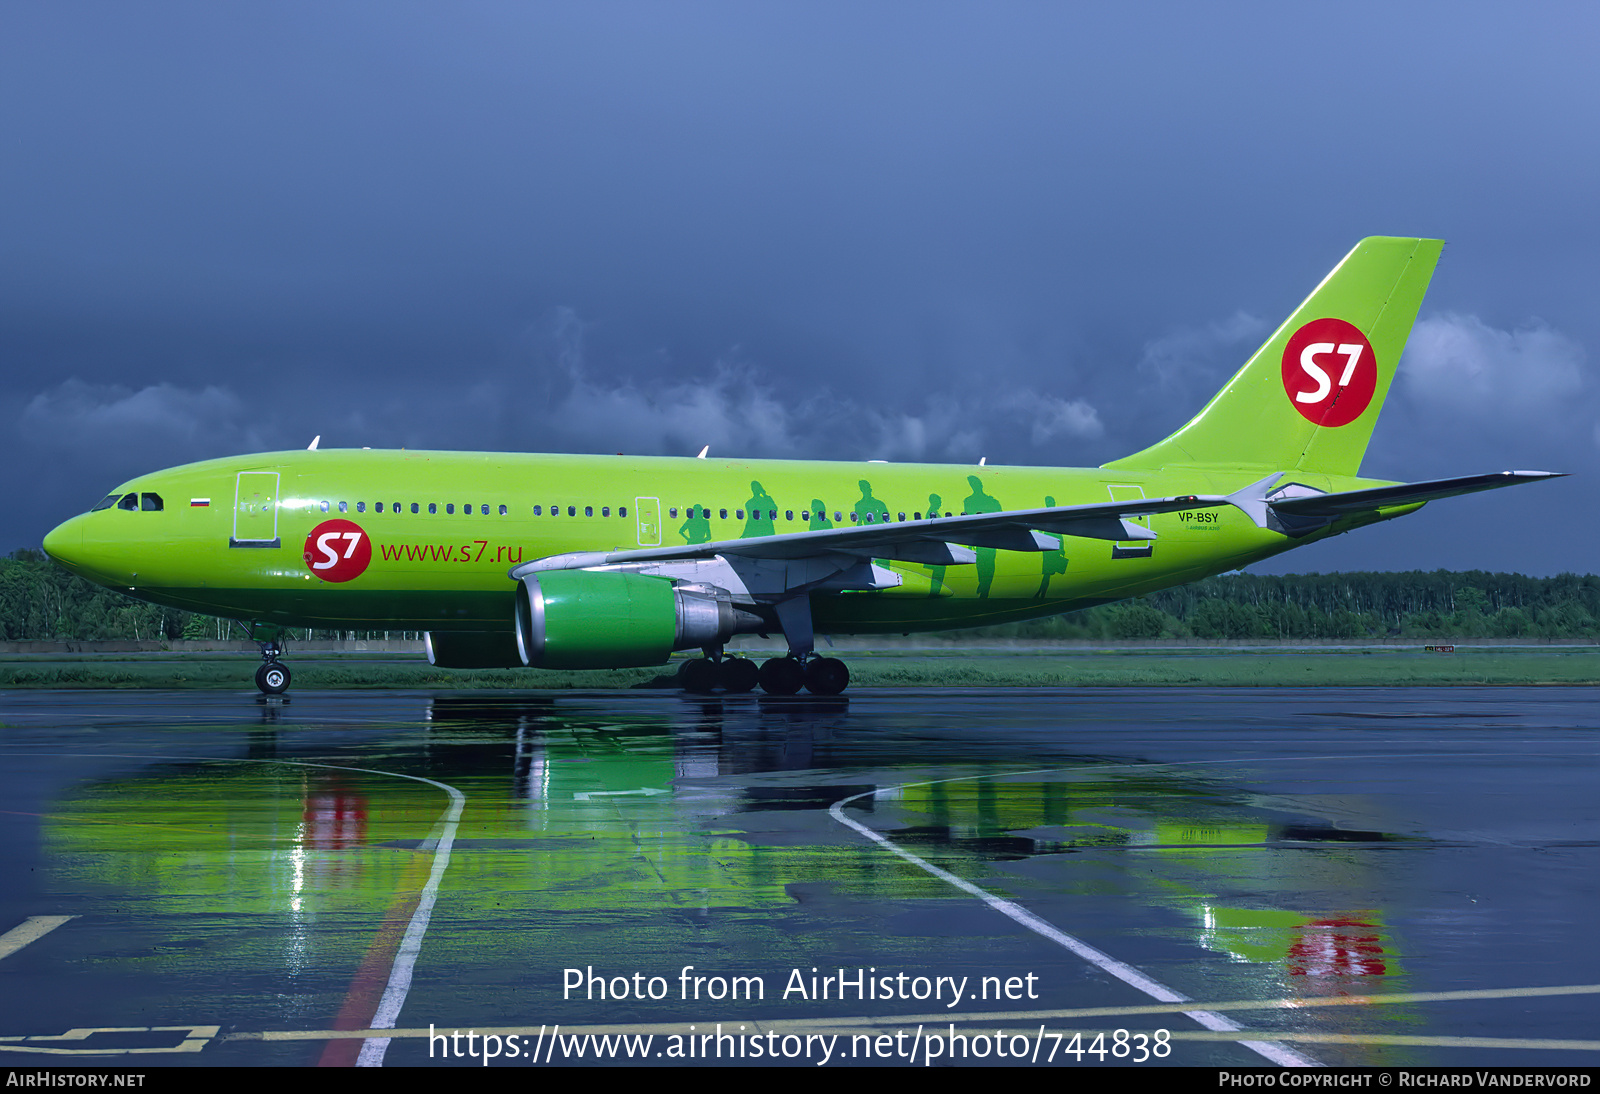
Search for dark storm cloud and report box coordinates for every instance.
[4,2,1597,573]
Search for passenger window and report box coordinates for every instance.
[429,503,437,514]
[376,502,385,513]
[568,506,576,516]
[719,509,727,519]
[339,501,348,513]
[602,506,610,517]
[320,501,329,513]
[585,506,593,517]
[140,493,164,511]
[356,501,366,513]
[498,505,507,515]
[411,503,419,514]
[533,505,542,515]
[834,512,842,522]
[914,512,922,521]
[446,504,455,515]
[463,503,471,515]
[482,504,489,515]
[851,513,859,522]
[786,510,793,521]
[619,506,627,518]
[898,512,905,522]
[670,508,678,518]
[736,509,744,520]
[117,493,138,511]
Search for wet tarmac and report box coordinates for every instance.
[0,687,1596,1068]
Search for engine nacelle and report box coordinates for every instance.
[425,630,525,669]
[515,569,762,669]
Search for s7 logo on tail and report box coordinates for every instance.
[303,519,371,582]
[1281,317,1377,427]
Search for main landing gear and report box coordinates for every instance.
[678,652,850,696]
[677,594,851,696]
[675,652,851,697]
[254,636,291,695]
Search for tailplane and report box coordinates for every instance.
[1106,236,1443,477]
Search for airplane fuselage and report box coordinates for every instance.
[43,448,1399,635]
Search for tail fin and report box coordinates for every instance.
[1106,236,1443,477]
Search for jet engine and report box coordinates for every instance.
[515,569,764,669]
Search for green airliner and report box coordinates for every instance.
[42,238,1561,695]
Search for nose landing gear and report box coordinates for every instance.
[255,659,291,694]
[253,634,291,695]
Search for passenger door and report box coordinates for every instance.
[232,472,281,548]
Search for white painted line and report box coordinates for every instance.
[0,916,76,962]
[10,753,468,1069]
[351,771,464,1067]
[829,771,1321,1068]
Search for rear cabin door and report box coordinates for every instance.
[1106,483,1153,560]
[232,471,281,548]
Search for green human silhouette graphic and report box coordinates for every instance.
[679,504,712,544]
[1036,494,1069,597]
[924,492,946,596]
[742,481,776,538]
[808,500,832,530]
[853,480,889,524]
[963,475,1002,598]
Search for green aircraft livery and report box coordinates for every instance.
[42,238,1562,695]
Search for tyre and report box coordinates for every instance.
[717,657,760,693]
[680,658,719,693]
[255,661,291,695]
[758,656,805,695]
[803,657,849,695]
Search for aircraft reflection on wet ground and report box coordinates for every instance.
[0,687,1596,1067]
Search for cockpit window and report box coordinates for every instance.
[116,493,138,511]
[140,493,163,512]
[91,494,121,512]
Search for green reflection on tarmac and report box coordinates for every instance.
[37,695,1417,1064]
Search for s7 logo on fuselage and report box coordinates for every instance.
[304,519,371,582]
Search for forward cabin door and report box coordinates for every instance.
[635,497,662,547]
[232,471,281,548]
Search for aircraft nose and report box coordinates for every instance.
[42,516,83,567]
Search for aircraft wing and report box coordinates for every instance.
[514,493,1232,573]
[1230,470,1566,536]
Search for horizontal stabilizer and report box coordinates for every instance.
[1229,470,1565,537]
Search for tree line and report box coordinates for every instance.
[3,548,1596,642]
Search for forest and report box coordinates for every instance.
[3,548,1596,643]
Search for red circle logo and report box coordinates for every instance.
[1281,318,1377,427]
[303,519,371,583]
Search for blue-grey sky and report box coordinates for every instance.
[5,2,1596,574]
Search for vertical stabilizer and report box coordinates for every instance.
[1106,236,1443,476]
